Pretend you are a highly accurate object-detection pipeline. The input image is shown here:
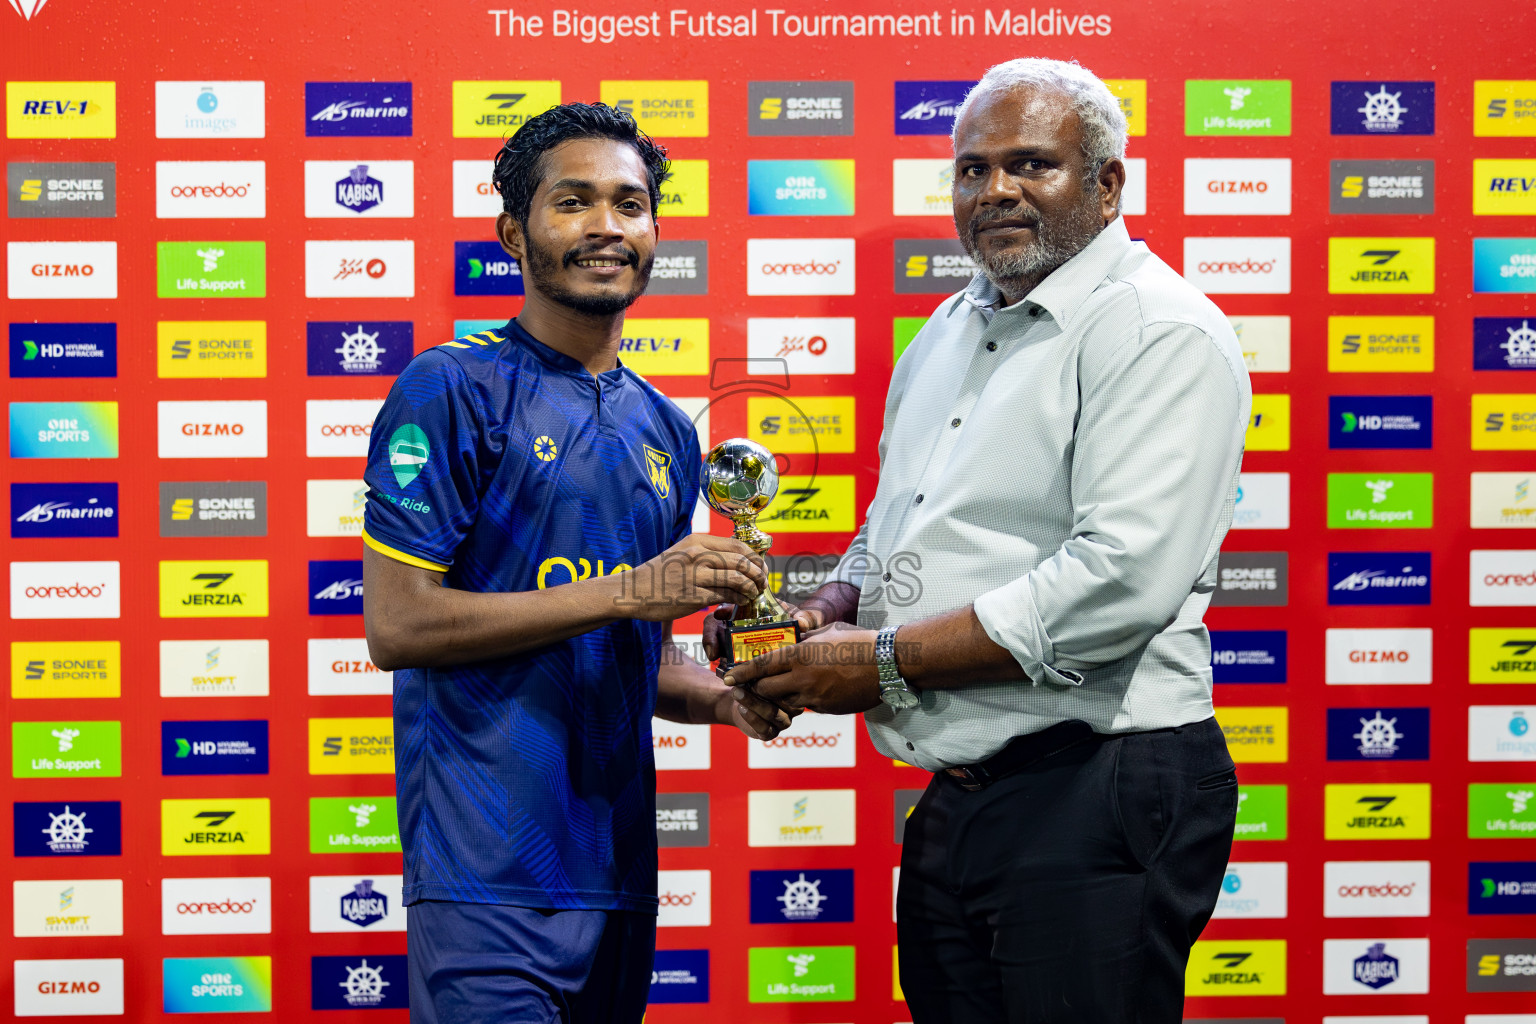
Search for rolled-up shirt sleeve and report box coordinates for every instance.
[972,319,1248,688]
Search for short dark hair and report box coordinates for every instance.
[491,102,670,229]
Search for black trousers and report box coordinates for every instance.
[897,717,1237,1024]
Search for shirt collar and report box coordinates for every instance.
[503,317,629,385]
[952,215,1135,330]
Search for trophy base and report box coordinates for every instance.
[719,620,800,671]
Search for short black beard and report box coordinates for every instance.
[522,236,654,316]
[959,184,1104,300]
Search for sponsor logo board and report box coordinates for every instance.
[9,401,118,458]
[306,399,382,457]
[894,238,976,293]
[160,797,271,855]
[162,956,272,1013]
[747,945,855,1002]
[1322,938,1429,993]
[1220,707,1288,763]
[7,161,116,218]
[311,954,409,1010]
[307,321,411,377]
[310,796,401,853]
[11,640,120,699]
[618,317,708,375]
[10,561,119,619]
[14,801,121,857]
[1476,394,1536,449]
[1326,472,1433,528]
[1183,237,1291,294]
[750,868,854,923]
[653,718,711,770]
[1232,472,1289,529]
[1211,630,1287,684]
[1229,316,1290,373]
[1246,394,1290,450]
[1472,550,1536,605]
[1329,397,1432,450]
[1470,861,1536,914]
[304,160,413,218]
[1122,156,1148,216]
[10,322,116,379]
[1475,159,1536,216]
[1213,551,1288,607]
[308,638,390,695]
[159,640,269,698]
[1476,237,1536,294]
[1328,237,1435,294]
[306,479,368,537]
[748,396,855,455]
[649,949,709,1004]
[748,238,855,296]
[1331,81,1435,134]
[157,400,266,459]
[1183,158,1291,215]
[757,475,854,533]
[308,717,393,774]
[1469,706,1536,761]
[161,720,268,776]
[657,869,711,927]
[1328,315,1434,372]
[747,714,857,767]
[1329,159,1435,215]
[454,240,523,296]
[1211,862,1287,919]
[1476,80,1536,136]
[12,482,117,538]
[1468,939,1536,992]
[155,81,265,138]
[748,159,854,216]
[306,82,411,136]
[748,789,856,846]
[305,240,413,298]
[746,317,854,374]
[1326,707,1430,760]
[894,80,974,135]
[658,158,708,216]
[599,80,708,137]
[158,560,269,618]
[1326,629,1433,684]
[1184,940,1287,995]
[309,875,405,932]
[1328,552,1431,606]
[156,320,266,378]
[1471,628,1536,683]
[749,81,854,136]
[155,240,264,298]
[12,720,121,777]
[13,958,124,1016]
[1324,860,1431,917]
[13,878,125,937]
[1475,317,1536,370]
[452,159,500,218]
[6,81,117,139]
[155,161,265,218]
[656,792,709,847]
[892,158,952,216]
[309,560,363,615]
[1185,80,1292,136]
[1324,784,1431,839]
[158,482,266,538]
[648,240,708,295]
[8,241,117,299]
[894,788,923,842]
[161,876,271,935]
[1105,80,1147,136]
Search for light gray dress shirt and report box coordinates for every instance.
[833,216,1252,770]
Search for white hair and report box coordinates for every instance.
[952,58,1129,179]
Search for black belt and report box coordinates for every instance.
[942,720,1097,791]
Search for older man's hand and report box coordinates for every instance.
[723,622,883,715]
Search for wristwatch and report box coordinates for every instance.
[875,626,920,709]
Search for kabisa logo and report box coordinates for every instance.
[451,80,560,137]
[1328,396,1432,449]
[305,82,411,136]
[455,240,524,296]
[1471,861,1536,913]
[1210,629,1287,684]
[894,80,975,135]
[1353,942,1400,989]
[1328,553,1431,606]
[309,560,364,616]
[12,482,117,538]
[311,955,408,1010]
[341,879,388,928]
[1326,707,1430,761]
[1330,81,1435,134]
[1475,237,1536,294]
[334,164,382,212]
[160,798,271,856]
[14,801,121,856]
[7,161,117,218]
[749,869,854,923]
[748,81,855,136]
[388,424,430,488]
[7,82,117,139]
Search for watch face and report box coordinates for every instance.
[880,687,920,709]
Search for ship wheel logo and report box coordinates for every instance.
[339,959,390,1006]
[42,805,93,852]
[1502,320,1536,367]
[1353,711,1402,758]
[776,872,829,920]
[1358,87,1405,132]
[336,324,384,373]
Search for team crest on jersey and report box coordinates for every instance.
[643,445,672,498]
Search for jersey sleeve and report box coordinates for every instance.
[363,351,484,571]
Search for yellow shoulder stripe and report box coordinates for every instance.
[362,530,450,572]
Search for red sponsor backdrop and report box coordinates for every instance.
[5,0,1536,1019]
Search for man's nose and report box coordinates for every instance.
[977,167,1022,206]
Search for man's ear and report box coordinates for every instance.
[1098,157,1126,222]
[496,211,525,261]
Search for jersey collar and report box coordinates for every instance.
[504,318,631,387]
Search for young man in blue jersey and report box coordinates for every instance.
[362,102,787,1024]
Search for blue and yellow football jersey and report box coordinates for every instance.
[363,319,702,913]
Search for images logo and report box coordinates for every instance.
[894,80,974,135]
[305,239,414,298]
[309,560,364,615]
[8,241,118,299]
[155,240,264,298]
[1326,707,1430,760]
[310,796,401,853]
[1211,862,1288,919]
[455,240,524,296]
[156,320,266,379]
[1468,705,1536,761]
[163,956,272,1013]
[1326,472,1433,528]
[303,159,414,218]
[14,800,121,856]
[1231,471,1290,530]
[1476,80,1536,137]
[161,798,271,855]
[161,720,267,776]
[7,161,116,218]
[1328,397,1432,450]
[12,482,118,539]
[748,160,855,216]
[306,82,411,136]
[155,81,265,138]
[158,560,270,618]
[1183,158,1292,216]
[1184,941,1287,995]
[1328,552,1431,605]
[1210,630,1287,684]
[1324,783,1431,839]
[601,80,708,137]
[1185,80,1292,136]
[1328,237,1435,294]
[1328,315,1435,372]
[451,80,559,137]
[749,81,854,136]
[1475,237,1536,293]
[1331,81,1435,134]
[7,81,117,139]
[1183,237,1291,294]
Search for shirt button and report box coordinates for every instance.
[881,572,892,583]
[906,742,915,751]
[1030,307,1041,317]
[914,494,924,505]
[950,418,961,428]
[985,341,997,352]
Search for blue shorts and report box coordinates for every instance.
[406,901,656,1024]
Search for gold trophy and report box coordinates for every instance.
[700,438,800,669]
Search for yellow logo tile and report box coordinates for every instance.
[161,797,270,855]
[1470,628,1536,683]
[1104,80,1147,136]
[756,475,855,534]
[452,81,561,138]
[1474,159,1536,215]
[1473,394,1536,450]
[1219,706,1288,763]
[1323,783,1430,839]
[1328,237,1434,294]
[619,317,708,375]
[10,641,120,699]
[1246,394,1290,451]
[893,945,903,1001]
[748,396,856,454]
[1186,940,1286,996]
[599,80,708,137]
[659,158,708,217]
[1475,81,1536,137]
[7,81,116,139]
[158,560,270,618]
[308,717,395,775]
[156,321,267,378]
[1327,315,1434,372]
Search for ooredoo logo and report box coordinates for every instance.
[657,869,711,927]
[1472,550,1536,606]
[162,877,272,935]
[1183,237,1292,295]
[10,561,120,620]
[747,238,855,296]
[156,162,266,219]
[748,716,857,769]
[306,399,384,458]
[158,401,268,459]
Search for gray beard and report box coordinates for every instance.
[960,190,1104,300]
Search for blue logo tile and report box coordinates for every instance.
[895,80,975,135]
[305,82,412,136]
[1474,317,1536,370]
[311,955,409,1010]
[749,868,854,923]
[9,323,116,378]
[14,800,121,856]
[649,949,709,1004]
[161,720,269,776]
[454,241,524,296]
[309,560,364,615]
[1470,861,1536,914]
[1330,81,1435,135]
[1328,395,1433,449]
[306,321,413,376]
[11,482,118,538]
[1326,707,1430,760]
[1475,238,1536,294]
[1328,552,1431,605]
[1210,630,1287,683]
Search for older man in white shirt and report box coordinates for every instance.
[716,58,1252,1023]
